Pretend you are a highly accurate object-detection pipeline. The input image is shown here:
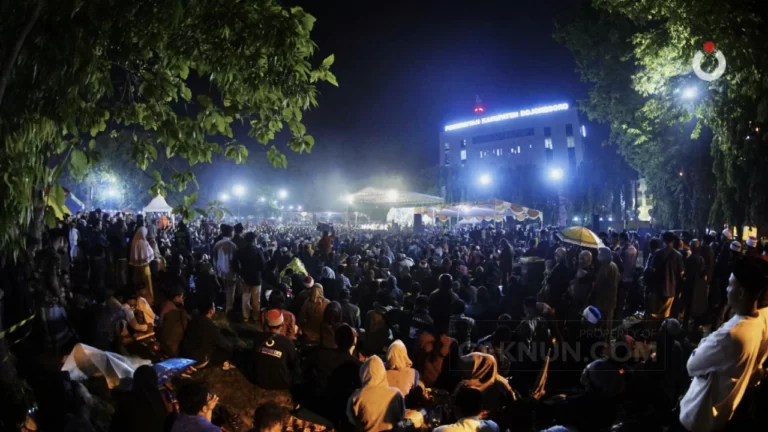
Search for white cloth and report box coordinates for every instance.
[213,238,237,279]
[62,343,151,389]
[434,417,500,432]
[69,228,80,260]
[129,227,154,266]
[347,356,405,432]
[679,311,768,431]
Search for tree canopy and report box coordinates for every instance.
[0,0,336,257]
[555,0,767,231]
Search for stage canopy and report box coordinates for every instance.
[415,199,543,223]
[349,187,444,207]
[143,195,173,213]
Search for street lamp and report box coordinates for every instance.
[681,86,698,100]
[259,196,266,202]
[232,185,246,220]
[479,174,492,186]
[297,205,302,211]
[549,167,564,181]
[278,189,288,200]
[220,193,230,202]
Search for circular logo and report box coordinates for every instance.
[692,41,726,81]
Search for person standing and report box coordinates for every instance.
[595,247,621,340]
[129,227,154,302]
[213,224,238,314]
[235,232,265,322]
[617,232,638,319]
[647,232,684,321]
[682,239,708,331]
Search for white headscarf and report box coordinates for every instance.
[130,227,154,266]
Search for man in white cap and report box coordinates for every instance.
[249,309,301,392]
[745,235,760,258]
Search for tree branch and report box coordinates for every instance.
[0,0,44,108]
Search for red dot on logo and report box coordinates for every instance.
[703,41,716,54]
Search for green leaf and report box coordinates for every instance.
[321,54,335,68]
[181,86,192,101]
[266,145,288,168]
[46,184,71,222]
[88,139,96,149]
[325,72,338,87]
[197,95,213,107]
[69,149,89,180]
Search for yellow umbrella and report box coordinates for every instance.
[557,226,603,248]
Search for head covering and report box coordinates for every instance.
[746,235,758,248]
[265,309,284,327]
[360,355,388,388]
[732,256,768,295]
[722,228,733,240]
[460,353,508,392]
[386,340,413,370]
[555,247,567,259]
[730,241,742,253]
[419,260,428,268]
[321,266,336,280]
[303,276,314,288]
[130,227,154,265]
[583,306,602,324]
[662,318,682,336]
[597,246,612,263]
[309,283,325,303]
[578,250,592,267]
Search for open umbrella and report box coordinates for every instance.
[557,226,603,248]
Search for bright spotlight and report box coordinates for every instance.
[572,216,579,222]
[278,189,288,200]
[345,194,355,204]
[549,168,564,181]
[386,189,398,201]
[259,196,266,202]
[682,87,697,99]
[288,205,294,210]
[297,205,303,211]
[220,193,230,202]
[599,217,604,221]
[479,174,492,186]
[232,184,246,197]
[107,188,119,198]
[608,216,613,222]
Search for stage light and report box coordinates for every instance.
[220,193,230,202]
[297,205,303,211]
[232,184,246,197]
[288,205,294,210]
[573,216,579,222]
[259,196,266,202]
[345,195,355,204]
[386,189,398,201]
[278,189,288,200]
[479,174,492,186]
[107,188,119,197]
[682,87,697,99]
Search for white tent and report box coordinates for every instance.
[143,195,173,214]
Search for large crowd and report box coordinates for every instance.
[2,208,768,432]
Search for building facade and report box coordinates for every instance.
[439,103,585,175]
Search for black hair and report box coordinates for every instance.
[492,325,513,345]
[323,301,343,326]
[335,324,357,351]
[439,273,453,290]
[476,286,489,303]
[269,290,286,309]
[376,289,391,307]
[177,380,210,415]
[221,224,234,237]
[454,386,483,417]
[649,237,660,252]
[415,295,429,311]
[197,299,215,315]
[252,403,286,431]
[523,296,537,309]
[339,289,351,301]
[451,299,466,315]
[245,231,257,244]
[234,223,244,234]
[619,232,629,241]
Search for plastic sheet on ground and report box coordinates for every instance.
[153,357,196,385]
[62,343,151,389]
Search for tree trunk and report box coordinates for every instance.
[27,188,46,261]
[0,0,44,107]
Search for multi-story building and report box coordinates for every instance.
[439,102,585,175]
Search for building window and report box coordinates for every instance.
[565,124,573,136]
[444,142,450,150]
[566,124,575,148]
[445,154,450,166]
[460,139,467,148]
[460,150,467,161]
[567,136,575,148]
[544,127,553,149]
[517,145,521,153]
[480,150,488,158]
[580,125,587,137]
[495,148,502,156]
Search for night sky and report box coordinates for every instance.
[200,0,603,208]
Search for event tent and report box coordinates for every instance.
[348,187,444,207]
[415,199,543,224]
[143,195,173,214]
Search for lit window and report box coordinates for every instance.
[445,154,451,166]
[529,144,532,148]
[460,139,467,148]
[567,136,575,148]
[517,145,521,153]
[545,138,553,149]
[444,142,450,150]
[580,125,587,137]
[460,150,467,161]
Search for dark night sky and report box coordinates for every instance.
[200,0,605,208]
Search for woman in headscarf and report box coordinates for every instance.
[110,365,168,432]
[455,353,515,426]
[320,266,342,302]
[347,355,405,431]
[299,283,330,344]
[385,339,420,396]
[130,227,154,302]
[595,246,620,340]
[320,300,343,348]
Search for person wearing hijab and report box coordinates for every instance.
[319,266,342,302]
[595,246,620,340]
[385,339,420,396]
[346,355,406,431]
[299,283,330,343]
[455,353,515,426]
[130,227,155,301]
[110,365,168,432]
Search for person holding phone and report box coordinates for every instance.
[171,381,221,431]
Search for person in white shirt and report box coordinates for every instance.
[213,225,238,314]
[434,386,499,432]
[679,257,768,431]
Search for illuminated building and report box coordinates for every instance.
[440,102,585,174]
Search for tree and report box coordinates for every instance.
[554,0,768,231]
[0,0,336,258]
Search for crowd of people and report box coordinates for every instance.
[2,209,768,431]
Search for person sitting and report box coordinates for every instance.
[298,283,329,344]
[107,289,148,335]
[434,386,499,432]
[385,340,420,397]
[339,289,361,329]
[159,286,184,325]
[110,365,169,432]
[251,404,286,432]
[260,290,296,340]
[249,309,301,392]
[363,289,395,355]
[170,380,220,432]
[448,299,475,344]
[413,318,457,390]
[455,353,516,426]
[158,290,189,358]
[135,283,156,325]
[346,355,405,431]
[179,300,234,370]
